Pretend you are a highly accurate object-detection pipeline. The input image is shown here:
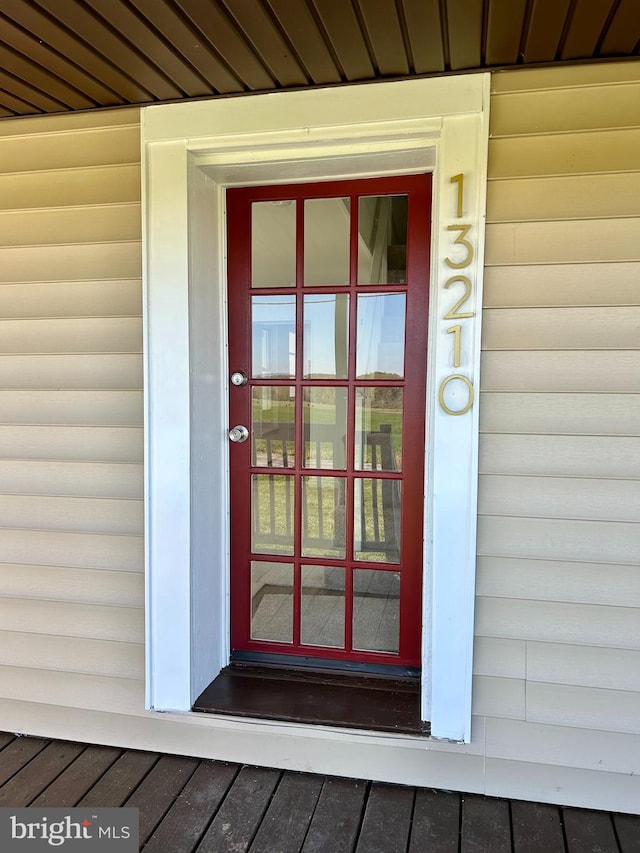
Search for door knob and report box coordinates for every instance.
[228,425,249,443]
[230,371,248,386]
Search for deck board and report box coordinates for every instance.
[563,808,619,853]
[461,794,511,853]
[250,770,324,853]
[143,760,238,853]
[1,733,639,852]
[0,740,84,806]
[125,754,200,845]
[355,782,414,853]
[31,744,122,807]
[511,801,565,853]
[302,777,367,853]
[197,765,280,852]
[409,789,460,852]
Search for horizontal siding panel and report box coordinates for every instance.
[0,109,140,138]
[527,642,640,692]
[0,494,142,535]
[472,637,526,679]
[0,631,144,679]
[487,173,640,222]
[0,391,143,426]
[480,351,640,393]
[0,425,142,463]
[485,757,640,814]
[490,83,640,136]
[0,354,142,390]
[0,165,141,210]
[483,262,640,308]
[477,515,640,563]
[0,281,142,319]
[476,597,640,649]
[476,556,640,608]
[0,565,143,606]
[488,129,640,178]
[0,598,142,643]
[0,318,141,354]
[0,665,143,715]
[485,219,640,265]
[479,474,640,523]
[0,126,140,174]
[0,529,143,571]
[482,307,640,350]
[485,716,639,775]
[479,435,640,478]
[0,461,142,498]
[0,204,141,247]
[472,675,525,719]
[526,682,640,735]
[491,63,640,94]
[0,243,141,283]
[479,392,640,436]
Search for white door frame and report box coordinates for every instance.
[142,73,490,742]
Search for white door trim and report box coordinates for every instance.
[142,73,490,742]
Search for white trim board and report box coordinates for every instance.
[142,74,490,744]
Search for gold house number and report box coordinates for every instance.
[439,173,475,416]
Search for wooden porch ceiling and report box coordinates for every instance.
[0,0,639,119]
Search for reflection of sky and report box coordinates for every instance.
[356,293,405,378]
[252,292,406,379]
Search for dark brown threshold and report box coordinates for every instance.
[193,664,429,735]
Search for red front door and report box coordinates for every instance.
[227,175,431,671]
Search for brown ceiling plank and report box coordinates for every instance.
[83,0,215,97]
[33,0,183,100]
[0,108,18,118]
[0,87,44,116]
[561,0,618,59]
[445,0,483,69]
[0,69,69,113]
[523,0,572,62]
[486,0,528,65]
[128,0,245,94]
[3,0,153,102]
[599,0,640,56]
[400,0,445,73]
[311,0,376,80]
[0,44,96,109]
[266,0,341,84]
[357,0,410,76]
[221,0,308,86]
[171,0,272,91]
[0,15,122,106]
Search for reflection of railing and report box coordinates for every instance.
[252,422,400,561]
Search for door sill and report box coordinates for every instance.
[193,665,429,736]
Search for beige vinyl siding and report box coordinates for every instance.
[478,62,640,794]
[0,110,143,695]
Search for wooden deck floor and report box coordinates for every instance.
[0,732,638,852]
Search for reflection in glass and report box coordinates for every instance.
[355,388,402,471]
[358,196,408,285]
[252,387,295,468]
[251,561,293,642]
[356,293,405,379]
[354,478,401,563]
[304,197,350,286]
[303,294,349,378]
[302,476,346,559]
[352,569,400,653]
[252,295,296,378]
[304,387,347,470]
[252,474,294,555]
[301,565,345,648]
[251,200,296,288]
